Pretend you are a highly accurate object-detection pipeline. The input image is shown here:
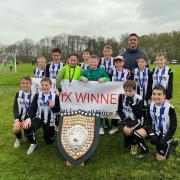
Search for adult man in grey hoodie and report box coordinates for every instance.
[120,33,148,71]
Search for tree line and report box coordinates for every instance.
[0,31,180,63]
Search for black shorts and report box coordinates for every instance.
[31,117,55,144]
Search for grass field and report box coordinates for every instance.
[0,64,180,180]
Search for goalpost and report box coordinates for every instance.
[0,53,17,73]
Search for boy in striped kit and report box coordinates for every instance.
[24,78,60,155]
[45,48,64,79]
[131,56,152,125]
[134,85,178,160]
[80,49,91,71]
[99,45,114,76]
[99,45,114,129]
[34,56,46,78]
[109,55,131,134]
[13,77,36,149]
[117,80,149,156]
[152,53,173,101]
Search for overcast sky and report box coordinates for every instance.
[0,0,180,45]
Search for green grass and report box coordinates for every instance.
[0,64,180,180]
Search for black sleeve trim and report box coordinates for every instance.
[131,99,143,119]
[117,94,126,120]
[145,70,153,100]
[146,106,154,134]
[28,93,39,119]
[45,63,50,77]
[163,107,177,141]
[13,92,19,120]
[166,69,173,100]
[51,95,60,113]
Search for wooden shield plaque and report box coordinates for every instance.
[57,110,100,165]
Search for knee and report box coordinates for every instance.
[13,127,21,134]
[123,126,133,136]
[136,128,147,138]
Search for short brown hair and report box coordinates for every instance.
[103,45,113,50]
[90,54,99,59]
[21,76,31,83]
[123,80,136,90]
[41,77,52,85]
[152,85,166,95]
[137,56,148,63]
[52,48,61,54]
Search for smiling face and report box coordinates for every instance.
[115,59,125,69]
[152,89,166,105]
[103,48,113,58]
[128,35,138,49]
[37,57,46,69]
[21,79,32,92]
[41,81,52,94]
[89,58,99,69]
[155,55,166,68]
[82,51,91,63]
[68,55,78,67]
[124,87,135,97]
[52,52,61,63]
[138,58,147,70]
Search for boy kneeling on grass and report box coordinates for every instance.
[117,80,149,157]
[13,77,36,150]
[135,85,178,160]
[13,77,60,155]
[24,77,60,155]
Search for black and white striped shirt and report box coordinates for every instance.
[13,90,36,121]
[99,57,114,75]
[117,93,143,121]
[45,62,64,79]
[80,62,89,71]
[152,66,173,100]
[147,101,177,141]
[132,67,152,106]
[110,68,130,82]
[28,91,60,126]
[34,68,45,78]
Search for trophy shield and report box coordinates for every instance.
[57,110,100,165]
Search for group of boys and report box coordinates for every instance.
[13,33,178,161]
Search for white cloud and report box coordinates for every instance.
[0,0,180,44]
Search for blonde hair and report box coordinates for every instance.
[37,56,47,62]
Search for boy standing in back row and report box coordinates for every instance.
[99,45,114,129]
[45,48,64,79]
[79,54,110,135]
